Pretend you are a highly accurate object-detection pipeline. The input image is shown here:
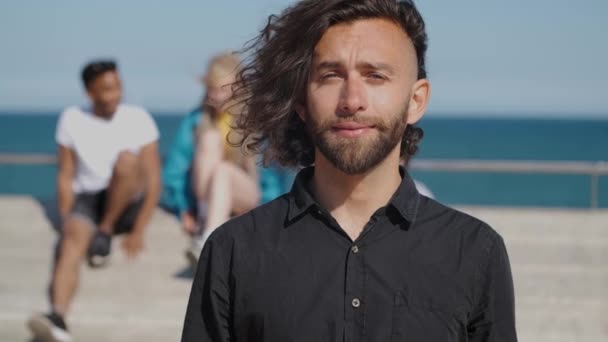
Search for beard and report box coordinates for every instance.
[306,103,409,175]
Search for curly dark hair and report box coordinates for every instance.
[234,0,427,168]
[81,60,117,90]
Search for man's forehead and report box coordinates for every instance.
[312,18,414,67]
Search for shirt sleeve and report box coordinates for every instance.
[135,108,160,146]
[181,235,232,342]
[55,109,74,148]
[468,235,518,341]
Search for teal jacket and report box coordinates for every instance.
[160,110,295,219]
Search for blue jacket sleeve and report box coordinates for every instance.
[160,112,198,217]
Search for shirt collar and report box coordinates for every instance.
[286,166,420,228]
[287,167,318,223]
[388,166,421,225]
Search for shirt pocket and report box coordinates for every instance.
[391,290,467,342]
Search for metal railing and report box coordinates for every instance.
[410,159,608,209]
[0,153,56,165]
[1,153,606,208]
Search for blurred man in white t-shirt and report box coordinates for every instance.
[28,60,161,342]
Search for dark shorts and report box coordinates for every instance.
[69,190,144,235]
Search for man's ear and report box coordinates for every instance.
[85,89,94,102]
[406,79,431,125]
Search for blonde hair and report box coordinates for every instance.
[202,51,241,88]
[197,51,247,164]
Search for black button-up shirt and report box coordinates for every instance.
[182,167,517,342]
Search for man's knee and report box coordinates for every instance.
[113,151,138,178]
[60,218,93,257]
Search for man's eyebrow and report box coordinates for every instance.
[313,60,396,74]
[314,61,342,72]
[356,62,396,74]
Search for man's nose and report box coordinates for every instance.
[337,77,368,116]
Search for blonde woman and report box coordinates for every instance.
[161,52,260,264]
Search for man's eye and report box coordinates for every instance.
[368,73,386,80]
[321,73,339,80]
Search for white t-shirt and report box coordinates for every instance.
[55,104,159,194]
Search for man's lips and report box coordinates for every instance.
[332,122,375,130]
[331,122,376,137]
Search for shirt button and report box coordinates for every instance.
[352,298,361,308]
[351,245,359,254]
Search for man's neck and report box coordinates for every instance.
[91,105,115,120]
[310,150,402,241]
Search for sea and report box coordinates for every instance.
[1,111,607,208]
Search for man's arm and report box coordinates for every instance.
[182,237,232,342]
[56,145,76,220]
[131,141,161,236]
[468,235,518,341]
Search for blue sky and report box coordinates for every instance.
[0,0,607,116]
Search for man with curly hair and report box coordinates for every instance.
[181,1,517,341]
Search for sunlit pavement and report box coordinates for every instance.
[1,196,606,341]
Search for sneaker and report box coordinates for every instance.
[87,230,112,268]
[27,312,72,342]
[184,243,201,269]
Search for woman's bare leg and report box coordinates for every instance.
[191,127,260,253]
[207,161,260,228]
[193,128,223,202]
[197,161,260,247]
